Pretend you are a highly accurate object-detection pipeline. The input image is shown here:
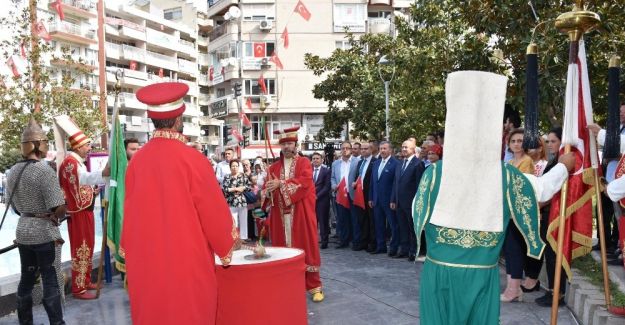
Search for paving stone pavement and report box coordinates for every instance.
[0,241,578,324]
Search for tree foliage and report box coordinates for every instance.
[305,1,625,144]
[0,0,103,155]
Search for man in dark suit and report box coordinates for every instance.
[368,141,399,255]
[331,141,354,248]
[353,141,377,252]
[312,152,331,249]
[391,139,426,261]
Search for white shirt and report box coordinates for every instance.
[608,174,625,202]
[340,157,351,186]
[69,152,103,186]
[401,155,415,170]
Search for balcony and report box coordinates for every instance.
[146,74,172,85]
[197,35,209,47]
[50,0,97,19]
[183,122,201,137]
[199,135,220,145]
[207,0,239,19]
[369,0,391,4]
[123,116,150,133]
[198,16,214,32]
[120,92,147,110]
[178,58,198,76]
[208,23,229,42]
[105,42,121,59]
[198,75,209,86]
[198,93,210,105]
[208,95,237,118]
[368,18,391,34]
[178,79,198,96]
[199,115,219,126]
[49,21,96,45]
[146,50,178,71]
[146,28,179,52]
[183,102,201,117]
[121,44,146,63]
[179,39,196,56]
[198,55,210,67]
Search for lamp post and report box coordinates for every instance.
[378,55,395,141]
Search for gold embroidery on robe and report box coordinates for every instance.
[71,240,91,289]
[435,227,499,248]
[510,173,539,250]
[306,265,320,272]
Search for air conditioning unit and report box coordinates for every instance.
[259,20,272,31]
[260,57,270,69]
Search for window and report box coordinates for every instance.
[368,11,391,18]
[164,7,183,21]
[333,4,367,32]
[242,4,276,21]
[243,42,275,57]
[244,78,276,97]
[335,40,352,50]
[250,115,301,141]
[216,88,226,97]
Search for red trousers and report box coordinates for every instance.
[67,210,95,294]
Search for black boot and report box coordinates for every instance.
[42,294,66,325]
[16,294,34,325]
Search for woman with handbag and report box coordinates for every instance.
[222,159,252,240]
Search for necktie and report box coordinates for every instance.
[378,159,386,179]
[620,125,625,134]
[359,158,366,175]
[402,159,408,172]
[313,168,319,182]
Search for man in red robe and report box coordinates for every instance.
[55,115,110,300]
[121,82,238,325]
[263,126,324,302]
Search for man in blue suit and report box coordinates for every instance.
[391,139,426,261]
[331,142,353,248]
[368,141,399,255]
[312,152,331,249]
[353,142,377,252]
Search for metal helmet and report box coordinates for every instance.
[20,118,49,158]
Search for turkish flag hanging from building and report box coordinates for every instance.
[20,42,27,58]
[35,20,51,42]
[53,0,65,21]
[129,61,137,70]
[281,27,289,49]
[209,66,214,81]
[240,112,252,127]
[336,178,350,208]
[547,39,594,280]
[258,74,267,94]
[7,56,20,77]
[231,128,244,141]
[253,42,266,58]
[294,0,312,21]
[270,52,284,70]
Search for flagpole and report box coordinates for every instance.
[550,3,600,323]
[28,0,41,113]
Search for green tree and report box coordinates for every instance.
[306,1,625,143]
[0,0,103,155]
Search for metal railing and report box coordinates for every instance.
[122,44,145,61]
[49,21,95,39]
[208,24,228,41]
[61,0,96,11]
[146,50,177,64]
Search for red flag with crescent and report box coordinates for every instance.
[281,27,289,49]
[258,74,267,94]
[253,42,265,58]
[336,178,350,208]
[231,128,244,141]
[35,21,51,42]
[269,52,284,70]
[53,0,65,21]
[7,56,20,77]
[209,66,214,81]
[245,97,252,110]
[241,113,252,127]
[294,0,311,21]
[353,176,365,209]
[20,42,27,58]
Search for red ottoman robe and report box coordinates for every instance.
[121,131,237,325]
[263,155,322,292]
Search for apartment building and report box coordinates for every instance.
[204,0,413,158]
[42,0,205,145]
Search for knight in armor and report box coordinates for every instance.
[7,119,67,325]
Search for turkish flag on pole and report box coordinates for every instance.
[35,20,51,42]
[269,52,284,70]
[281,27,289,49]
[20,42,27,58]
[294,0,312,21]
[547,39,594,280]
[209,66,214,81]
[53,0,65,21]
[231,128,244,141]
[241,113,252,127]
[353,176,365,209]
[336,178,350,208]
[258,74,267,94]
[253,42,266,58]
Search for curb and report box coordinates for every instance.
[565,268,625,325]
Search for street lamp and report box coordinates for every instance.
[378,55,395,141]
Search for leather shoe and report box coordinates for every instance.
[87,283,102,290]
[535,292,565,307]
[366,246,376,253]
[521,280,540,293]
[371,249,387,254]
[607,256,623,266]
[320,243,328,249]
[393,253,408,258]
[388,251,398,257]
[335,244,349,249]
[352,245,365,251]
[72,291,97,300]
[407,254,416,262]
